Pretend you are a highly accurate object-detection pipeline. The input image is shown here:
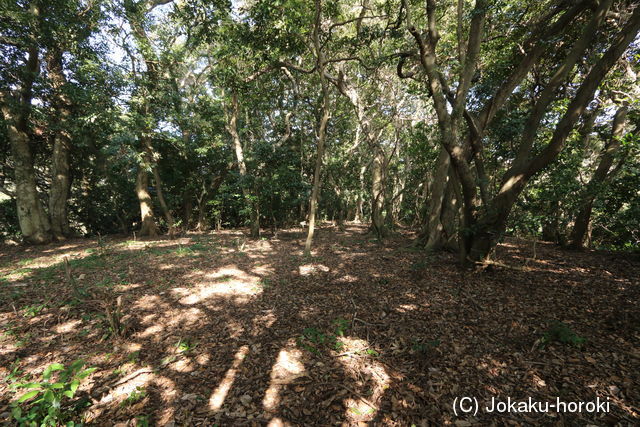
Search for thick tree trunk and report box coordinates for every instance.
[440,169,462,250]
[46,48,72,240]
[465,5,640,263]
[417,148,450,249]
[5,115,52,244]
[569,106,627,249]
[136,166,158,237]
[1,38,51,244]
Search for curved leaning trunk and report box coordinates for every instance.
[569,106,628,249]
[464,6,640,264]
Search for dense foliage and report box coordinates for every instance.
[1,0,639,260]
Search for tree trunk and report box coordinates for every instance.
[569,106,628,248]
[196,199,207,231]
[417,147,450,249]
[354,164,366,223]
[150,160,174,229]
[304,0,330,255]
[182,188,193,229]
[125,0,170,236]
[5,113,52,244]
[389,170,406,227]
[46,48,72,240]
[136,166,158,237]
[402,0,635,264]
[1,37,51,244]
[370,145,387,238]
[465,6,640,263]
[542,199,561,243]
[440,168,462,251]
[227,91,260,237]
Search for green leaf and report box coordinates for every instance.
[51,382,65,389]
[17,390,39,402]
[69,360,85,372]
[77,367,96,379]
[68,379,79,396]
[11,405,22,420]
[44,389,55,402]
[16,382,40,389]
[43,363,64,379]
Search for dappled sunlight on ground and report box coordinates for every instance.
[298,263,331,276]
[0,227,638,424]
[209,345,249,411]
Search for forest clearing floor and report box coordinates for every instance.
[0,224,639,426]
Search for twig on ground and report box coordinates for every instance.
[337,384,378,409]
[474,259,529,271]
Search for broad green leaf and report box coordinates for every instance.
[77,367,97,379]
[17,390,39,402]
[16,382,40,389]
[43,363,64,379]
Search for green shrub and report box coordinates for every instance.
[121,387,146,407]
[541,321,586,347]
[11,360,96,426]
[296,318,350,354]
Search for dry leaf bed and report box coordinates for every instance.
[1,225,638,426]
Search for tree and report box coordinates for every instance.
[399,0,640,264]
[570,105,629,248]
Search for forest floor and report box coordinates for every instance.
[0,224,639,426]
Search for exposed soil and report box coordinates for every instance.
[1,225,639,426]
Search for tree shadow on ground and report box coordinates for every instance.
[1,225,639,425]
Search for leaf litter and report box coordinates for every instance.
[0,225,638,425]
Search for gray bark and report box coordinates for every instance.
[46,48,72,240]
[0,9,51,244]
[304,0,331,255]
